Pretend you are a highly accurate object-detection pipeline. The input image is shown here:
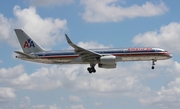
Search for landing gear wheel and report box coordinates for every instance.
[87,67,92,73]
[151,66,154,69]
[91,67,96,73]
[87,67,96,73]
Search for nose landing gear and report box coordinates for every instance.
[151,66,155,69]
[151,60,156,69]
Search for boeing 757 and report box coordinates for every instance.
[14,29,172,73]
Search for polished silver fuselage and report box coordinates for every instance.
[17,47,172,65]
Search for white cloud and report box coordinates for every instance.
[69,95,82,103]
[77,41,113,49]
[75,75,139,93]
[13,5,67,47]
[0,87,16,102]
[163,61,180,77]
[0,59,179,109]
[0,5,67,48]
[133,22,180,54]
[19,96,60,109]
[28,66,63,90]
[137,60,180,109]
[13,65,63,90]
[139,77,180,109]
[30,0,74,6]
[80,0,168,22]
[1,59,173,96]
[0,64,61,90]
[0,64,24,79]
[0,14,11,44]
[0,65,32,89]
[0,63,150,95]
[11,73,31,89]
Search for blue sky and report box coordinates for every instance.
[0,0,180,109]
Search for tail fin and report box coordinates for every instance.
[14,29,44,54]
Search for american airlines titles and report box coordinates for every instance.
[128,48,152,51]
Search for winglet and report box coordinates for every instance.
[65,34,72,44]
[65,34,77,49]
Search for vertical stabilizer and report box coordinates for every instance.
[14,29,44,54]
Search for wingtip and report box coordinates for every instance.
[65,34,72,44]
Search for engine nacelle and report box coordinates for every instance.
[98,63,116,69]
[100,55,116,64]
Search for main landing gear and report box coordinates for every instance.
[87,62,96,73]
[87,66,96,73]
[151,60,156,69]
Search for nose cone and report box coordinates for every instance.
[168,52,172,59]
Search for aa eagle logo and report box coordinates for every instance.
[23,39,35,48]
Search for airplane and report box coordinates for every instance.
[14,29,172,74]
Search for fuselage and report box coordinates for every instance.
[17,47,172,64]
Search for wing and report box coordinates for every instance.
[65,34,101,62]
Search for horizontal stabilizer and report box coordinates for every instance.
[14,51,34,59]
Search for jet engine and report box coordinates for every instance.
[99,55,116,64]
[98,55,116,69]
[98,63,116,69]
